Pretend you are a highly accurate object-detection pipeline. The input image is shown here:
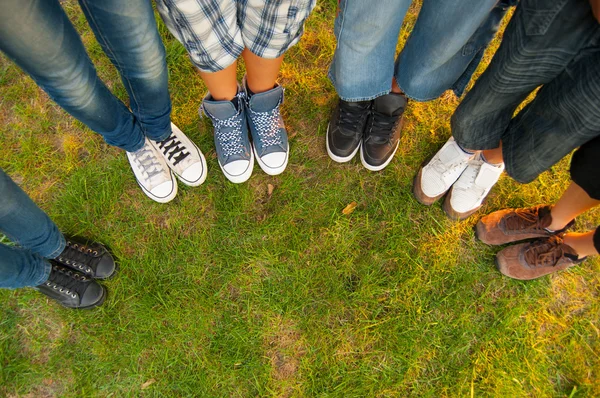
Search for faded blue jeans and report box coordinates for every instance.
[0,169,65,288]
[452,0,600,183]
[0,0,172,152]
[329,0,512,101]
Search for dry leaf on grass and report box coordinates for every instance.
[342,201,357,215]
[141,379,156,390]
[267,183,274,197]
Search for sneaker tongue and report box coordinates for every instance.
[203,99,238,120]
[373,93,407,117]
[249,86,283,112]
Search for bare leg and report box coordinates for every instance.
[242,49,283,93]
[563,231,599,257]
[548,182,600,230]
[199,61,238,101]
[391,77,404,94]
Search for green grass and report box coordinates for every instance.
[1,1,600,396]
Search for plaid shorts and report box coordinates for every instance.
[156,0,315,72]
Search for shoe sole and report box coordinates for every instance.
[360,139,399,172]
[254,143,289,176]
[219,150,254,184]
[325,124,360,163]
[442,188,482,221]
[173,141,208,187]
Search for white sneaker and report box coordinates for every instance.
[444,153,504,220]
[151,123,208,187]
[127,138,177,203]
[413,136,474,205]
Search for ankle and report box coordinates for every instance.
[547,209,571,231]
[563,232,598,258]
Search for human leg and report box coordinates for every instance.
[0,0,145,152]
[326,0,410,166]
[0,170,108,307]
[81,0,207,188]
[395,0,499,101]
[238,0,315,175]
[0,0,181,202]
[414,0,600,217]
[156,0,253,182]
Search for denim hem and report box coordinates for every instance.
[47,233,66,259]
[33,259,52,286]
[394,77,442,103]
[329,72,392,102]
[147,128,172,143]
[125,135,146,152]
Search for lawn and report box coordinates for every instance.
[1,1,599,396]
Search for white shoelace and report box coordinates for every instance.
[131,142,166,186]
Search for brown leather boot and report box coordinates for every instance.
[476,205,574,246]
[496,235,585,280]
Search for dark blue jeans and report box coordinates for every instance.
[0,0,172,152]
[452,0,600,183]
[0,169,64,288]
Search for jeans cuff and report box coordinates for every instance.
[33,259,53,286]
[47,233,66,259]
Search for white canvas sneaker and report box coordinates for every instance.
[127,138,177,203]
[413,136,475,205]
[151,123,207,187]
[444,153,504,220]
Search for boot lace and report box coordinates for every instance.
[504,206,548,232]
[524,236,568,268]
[338,101,370,135]
[157,134,190,166]
[248,102,283,147]
[367,111,400,144]
[130,142,166,184]
[57,240,101,275]
[44,265,88,298]
[209,92,246,157]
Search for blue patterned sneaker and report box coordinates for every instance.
[201,91,254,183]
[243,80,289,176]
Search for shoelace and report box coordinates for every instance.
[57,240,101,275]
[338,102,370,134]
[367,111,400,143]
[525,236,569,268]
[214,116,246,157]
[131,142,166,183]
[455,157,484,190]
[157,134,190,166]
[504,206,548,232]
[44,265,88,299]
[429,152,471,178]
[248,103,283,147]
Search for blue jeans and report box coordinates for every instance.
[452,0,600,183]
[0,0,172,152]
[329,0,511,102]
[0,169,65,289]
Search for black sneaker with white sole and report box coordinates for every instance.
[326,99,371,163]
[37,262,106,309]
[54,237,116,279]
[360,93,407,171]
[151,123,208,187]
